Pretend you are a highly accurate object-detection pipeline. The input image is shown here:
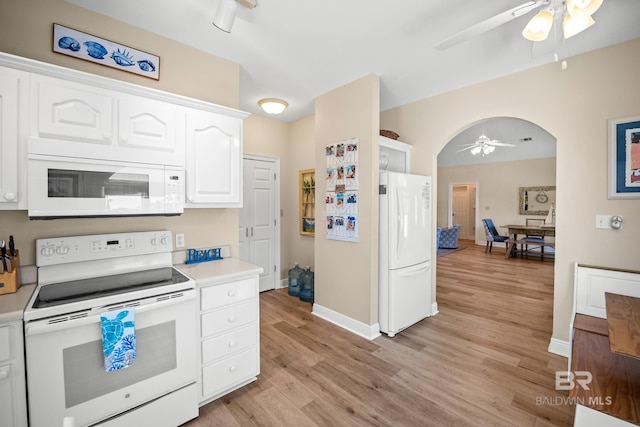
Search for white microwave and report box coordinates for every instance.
[28,154,184,219]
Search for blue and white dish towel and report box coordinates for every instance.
[101,308,136,372]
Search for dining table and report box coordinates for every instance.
[500,224,556,258]
[500,223,555,240]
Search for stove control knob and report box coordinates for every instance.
[56,245,69,255]
[151,238,158,246]
[160,236,169,246]
[40,246,55,257]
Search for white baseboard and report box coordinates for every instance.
[278,278,288,289]
[548,337,570,358]
[312,304,381,341]
[431,302,439,316]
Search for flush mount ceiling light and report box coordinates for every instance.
[258,98,288,115]
[213,0,257,33]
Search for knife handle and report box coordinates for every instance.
[9,235,14,256]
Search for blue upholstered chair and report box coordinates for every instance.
[438,225,460,249]
[435,227,442,250]
[482,219,509,253]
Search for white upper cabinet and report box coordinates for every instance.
[185,109,243,207]
[118,94,182,164]
[0,66,27,208]
[30,75,183,167]
[379,135,411,173]
[30,74,114,147]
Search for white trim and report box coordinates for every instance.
[279,278,288,290]
[431,302,439,316]
[548,337,570,358]
[312,304,382,341]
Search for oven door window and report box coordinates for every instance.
[63,321,176,408]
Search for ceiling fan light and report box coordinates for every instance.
[484,145,496,154]
[522,9,554,41]
[258,98,288,114]
[213,0,238,33]
[563,14,595,38]
[470,146,482,155]
[566,0,603,18]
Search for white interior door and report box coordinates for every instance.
[239,157,279,292]
[452,185,469,238]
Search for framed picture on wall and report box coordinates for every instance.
[608,115,640,199]
[53,23,160,80]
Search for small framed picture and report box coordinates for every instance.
[53,23,160,80]
[608,115,640,199]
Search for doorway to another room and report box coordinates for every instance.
[450,183,478,242]
[239,155,281,292]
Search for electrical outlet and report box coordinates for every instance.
[595,215,613,229]
[176,233,185,248]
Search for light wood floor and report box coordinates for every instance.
[185,241,574,426]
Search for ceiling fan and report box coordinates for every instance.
[457,134,516,156]
[435,0,603,50]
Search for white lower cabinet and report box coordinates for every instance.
[0,321,28,427]
[197,274,260,405]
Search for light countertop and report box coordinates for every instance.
[175,258,263,285]
[0,283,36,323]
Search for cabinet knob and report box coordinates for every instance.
[227,316,235,323]
[228,366,237,373]
[3,192,16,201]
[228,340,236,348]
[227,291,236,297]
[0,370,8,380]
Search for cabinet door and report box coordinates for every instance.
[185,110,242,207]
[118,95,182,166]
[30,75,114,153]
[0,67,26,206]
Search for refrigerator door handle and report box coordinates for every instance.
[398,263,430,277]
[396,187,402,255]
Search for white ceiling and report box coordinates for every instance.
[66,0,640,125]
[437,118,556,166]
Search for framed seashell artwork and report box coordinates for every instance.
[53,23,160,80]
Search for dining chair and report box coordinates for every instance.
[482,218,509,254]
[522,218,546,259]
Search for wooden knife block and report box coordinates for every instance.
[0,250,20,295]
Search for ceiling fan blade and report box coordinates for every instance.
[435,0,545,50]
[456,145,477,152]
[490,142,517,147]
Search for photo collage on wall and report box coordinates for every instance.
[325,138,359,242]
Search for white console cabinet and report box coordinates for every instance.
[176,258,262,406]
[0,66,28,209]
[0,320,28,427]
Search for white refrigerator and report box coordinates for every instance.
[379,172,432,337]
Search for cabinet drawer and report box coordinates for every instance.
[201,299,257,337]
[201,348,258,398]
[202,324,258,365]
[200,277,256,311]
[0,326,10,362]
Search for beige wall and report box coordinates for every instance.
[382,38,640,343]
[284,116,316,274]
[438,157,556,242]
[315,74,380,325]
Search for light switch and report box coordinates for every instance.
[595,215,613,229]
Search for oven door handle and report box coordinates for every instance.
[25,290,196,337]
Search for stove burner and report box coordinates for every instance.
[33,267,191,308]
